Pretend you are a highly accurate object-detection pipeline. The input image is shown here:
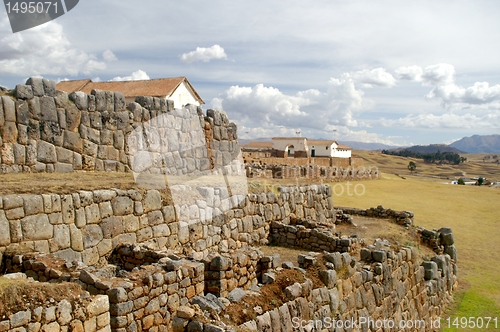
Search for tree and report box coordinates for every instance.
[477,177,484,186]
[457,178,465,185]
[408,161,417,173]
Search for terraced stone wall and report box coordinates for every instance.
[0,185,334,266]
[0,77,238,175]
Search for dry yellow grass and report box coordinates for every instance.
[330,169,500,330]
[354,150,500,180]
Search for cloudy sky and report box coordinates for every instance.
[1,1,499,146]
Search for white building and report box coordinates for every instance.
[307,140,352,158]
[271,137,308,158]
[271,138,351,158]
[57,77,204,109]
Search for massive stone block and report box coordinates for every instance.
[111,196,134,216]
[39,96,58,122]
[65,104,81,131]
[37,140,57,163]
[0,211,10,246]
[69,91,89,110]
[83,224,104,249]
[2,121,18,143]
[21,214,53,240]
[14,84,34,100]
[63,130,83,154]
[143,190,162,213]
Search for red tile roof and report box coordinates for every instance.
[244,141,273,149]
[307,140,335,146]
[56,79,91,93]
[56,77,204,104]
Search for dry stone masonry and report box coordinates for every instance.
[0,185,334,266]
[0,77,238,175]
[246,163,379,181]
[0,77,458,331]
[238,247,456,332]
[271,217,360,253]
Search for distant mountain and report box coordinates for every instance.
[450,135,500,153]
[342,141,399,151]
[389,144,464,154]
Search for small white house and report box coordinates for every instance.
[57,77,204,109]
[272,137,308,158]
[271,138,351,158]
[307,140,352,158]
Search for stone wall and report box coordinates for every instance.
[270,218,360,253]
[247,163,379,181]
[238,247,456,331]
[0,287,110,332]
[0,185,334,266]
[203,248,263,297]
[336,205,458,259]
[243,155,365,168]
[0,77,238,175]
[337,205,415,226]
[2,244,204,332]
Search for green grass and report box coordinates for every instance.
[331,173,500,331]
[442,290,500,331]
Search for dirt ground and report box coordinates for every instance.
[0,172,138,195]
[0,278,85,317]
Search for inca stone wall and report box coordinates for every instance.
[0,185,334,266]
[270,218,361,253]
[238,247,456,332]
[0,204,458,332]
[0,77,238,175]
[337,205,458,260]
[0,285,110,332]
[246,163,379,181]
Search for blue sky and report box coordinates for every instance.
[1,1,499,146]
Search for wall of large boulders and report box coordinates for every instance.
[237,246,456,331]
[0,185,334,267]
[0,77,238,175]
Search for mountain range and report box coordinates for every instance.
[387,144,464,154]
[450,135,500,153]
[239,135,500,154]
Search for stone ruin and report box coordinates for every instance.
[0,78,458,331]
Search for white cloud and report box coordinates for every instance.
[352,68,396,88]
[211,74,365,141]
[422,63,455,86]
[395,63,456,86]
[111,70,150,81]
[427,81,500,106]
[0,18,109,77]
[378,112,500,129]
[212,63,500,144]
[102,50,117,62]
[395,65,423,81]
[180,44,228,63]
[212,84,309,126]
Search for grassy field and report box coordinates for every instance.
[332,151,500,331]
[355,150,500,181]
